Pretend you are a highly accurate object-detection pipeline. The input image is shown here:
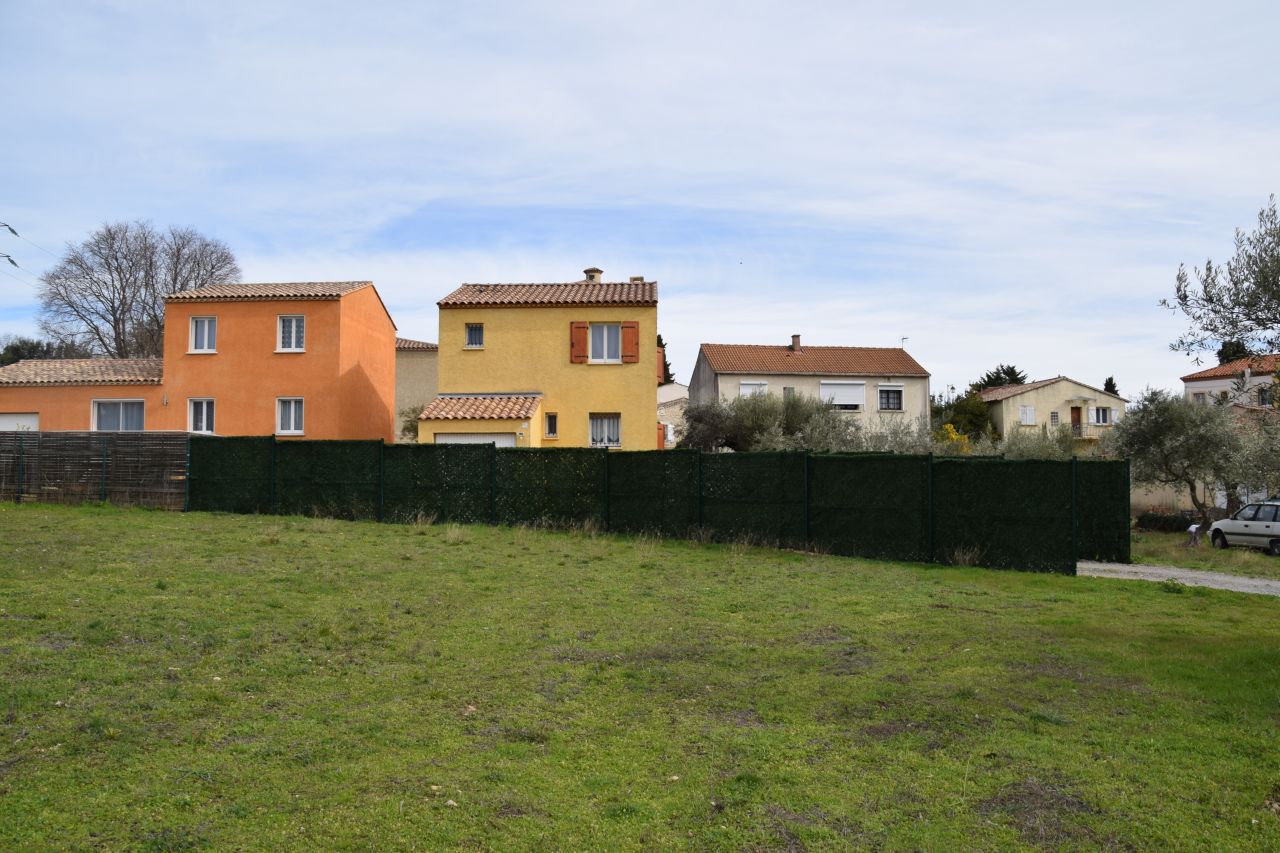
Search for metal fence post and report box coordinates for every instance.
[695,450,704,528]
[183,435,191,512]
[601,448,610,531]
[99,435,108,503]
[269,438,278,515]
[926,454,935,563]
[488,444,497,525]
[1071,455,1079,571]
[15,432,24,504]
[377,441,385,523]
[1123,457,1132,564]
[802,451,811,548]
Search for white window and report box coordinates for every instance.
[739,381,768,398]
[278,315,305,352]
[1192,392,1207,405]
[1019,405,1036,425]
[1050,411,1059,426]
[189,399,215,434]
[589,324,621,362]
[93,400,144,431]
[277,398,304,435]
[819,381,864,411]
[878,384,904,412]
[465,323,484,348]
[189,316,216,352]
[1092,406,1112,425]
[589,413,621,448]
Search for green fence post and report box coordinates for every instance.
[1123,457,1132,563]
[802,451,811,549]
[183,435,191,512]
[269,438,278,515]
[377,441,385,523]
[926,454,935,564]
[488,444,497,525]
[695,450,704,529]
[99,435,108,503]
[601,448,610,531]
[1071,455,1079,571]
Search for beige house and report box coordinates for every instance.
[689,336,930,423]
[1182,354,1276,408]
[395,337,438,441]
[979,376,1126,441]
[658,381,689,446]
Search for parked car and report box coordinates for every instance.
[1210,501,1280,555]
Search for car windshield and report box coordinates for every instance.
[1235,505,1259,521]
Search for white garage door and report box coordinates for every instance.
[0,413,39,431]
[434,432,516,447]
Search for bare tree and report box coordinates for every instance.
[38,221,241,358]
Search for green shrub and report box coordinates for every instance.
[1136,511,1193,533]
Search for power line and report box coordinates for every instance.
[0,221,60,259]
[0,265,38,288]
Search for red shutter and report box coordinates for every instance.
[657,422,666,449]
[621,321,640,363]
[570,322,589,363]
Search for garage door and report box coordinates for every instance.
[434,432,516,447]
[0,413,39,431]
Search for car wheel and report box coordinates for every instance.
[1269,540,1280,558]
[1212,531,1227,549]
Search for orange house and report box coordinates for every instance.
[0,281,398,442]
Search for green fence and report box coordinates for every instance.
[185,439,1134,574]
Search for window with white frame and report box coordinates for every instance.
[278,315,305,351]
[1049,411,1059,426]
[277,398,304,434]
[739,381,768,398]
[589,323,621,362]
[1092,406,1112,425]
[878,385,904,411]
[94,400,144,431]
[189,316,216,352]
[465,323,484,348]
[1192,392,1206,405]
[1019,405,1036,425]
[189,399,215,434]
[589,413,621,448]
[819,381,864,411]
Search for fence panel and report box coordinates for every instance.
[809,454,931,561]
[932,458,1075,573]
[382,443,492,523]
[1075,460,1131,563]
[0,431,188,509]
[494,447,606,527]
[701,452,807,546]
[606,449,699,536]
[274,440,382,519]
[187,435,274,514]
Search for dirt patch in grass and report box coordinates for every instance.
[797,626,851,646]
[977,776,1096,848]
[549,642,706,665]
[763,805,866,850]
[1012,654,1148,695]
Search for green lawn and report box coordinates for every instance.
[1,504,1278,850]
[1131,530,1280,580]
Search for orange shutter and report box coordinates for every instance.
[657,422,666,449]
[621,321,640,363]
[656,345,665,384]
[570,322,589,363]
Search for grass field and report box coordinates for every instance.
[1,503,1278,850]
[1131,530,1280,580]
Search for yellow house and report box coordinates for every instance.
[419,267,660,450]
[979,375,1127,441]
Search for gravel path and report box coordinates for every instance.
[1077,561,1280,597]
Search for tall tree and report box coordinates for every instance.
[970,364,1027,392]
[656,333,675,385]
[1215,340,1250,364]
[0,335,92,367]
[1163,196,1280,356]
[1105,388,1239,525]
[1103,376,1119,395]
[38,221,241,358]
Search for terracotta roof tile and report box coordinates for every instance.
[977,376,1127,403]
[699,343,928,377]
[0,358,163,386]
[396,337,438,351]
[419,393,542,420]
[166,281,372,301]
[1181,354,1279,382]
[438,281,657,308]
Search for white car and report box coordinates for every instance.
[1210,501,1280,556]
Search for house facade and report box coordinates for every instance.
[418,268,660,450]
[1181,354,1277,408]
[689,336,930,422]
[0,281,398,441]
[394,337,439,440]
[978,376,1126,440]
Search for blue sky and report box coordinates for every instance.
[3,0,1278,394]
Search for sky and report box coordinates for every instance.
[3,0,1278,395]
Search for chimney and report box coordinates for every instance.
[630,275,645,283]
[790,334,801,352]
[583,267,603,283]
